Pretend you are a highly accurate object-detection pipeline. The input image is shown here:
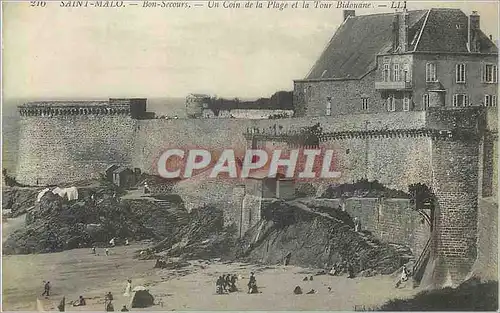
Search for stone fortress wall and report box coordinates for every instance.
[14,100,498,287]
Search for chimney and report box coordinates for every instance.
[469,11,480,52]
[399,9,409,52]
[343,10,355,21]
[392,14,399,52]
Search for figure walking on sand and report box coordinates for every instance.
[109,238,116,247]
[41,281,51,296]
[123,280,132,297]
[105,248,110,256]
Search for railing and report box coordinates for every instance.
[412,236,432,283]
[374,81,412,90]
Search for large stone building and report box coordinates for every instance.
[294,9,498,116]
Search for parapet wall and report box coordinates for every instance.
[302,198,430,258]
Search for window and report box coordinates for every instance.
[403,96,411,111]
[386,95,395,112]
[456,63,466,83]
[423,94,429,110]
[485,95,497,107]
[393,64,400,81]
[403,64,411,82]
[326,97,332,116]
[482,64,498,83]
[383,64,390,82]
[453,94,469,107]
[426,63,437,82]
[362,98,369,110]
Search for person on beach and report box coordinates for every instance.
[221,274,227,292]
[121,305,129,311]
[109,238,115,247]
[247,272,258,294]
[216,276,224,294]
[124,279,132,297]
[105,292,114,311]
[229,274,238,292]
[92,246,96,254]
[105,248,110,256]
[395,265,410,288]
[125,238,129,245]
[73,295,86,306]
[41,281,51,296]
[225,274,231,291]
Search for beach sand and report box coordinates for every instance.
[2,243,419,311]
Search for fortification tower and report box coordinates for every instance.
[186,93,211,118]
[424,106,486,287]
[15,98,147,186]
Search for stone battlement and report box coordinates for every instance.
[18,98,148,118]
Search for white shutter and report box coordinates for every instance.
[481,63,485,83]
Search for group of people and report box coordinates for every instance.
[90,238,130,257]
[215,272,259,295]
[216,274,238,294]
[103,280,133,312]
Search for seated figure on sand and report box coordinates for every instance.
[73,295,86,307]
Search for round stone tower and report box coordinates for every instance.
[424,106,485,288]
[15,100,137,186]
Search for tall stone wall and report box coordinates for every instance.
[306,198,430,258]
[16,115,136,186]
[133,112,428,181]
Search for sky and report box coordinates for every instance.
[2,0,499,100]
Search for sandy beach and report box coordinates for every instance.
[2,243,419,311]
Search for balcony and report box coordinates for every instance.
[375,81,412,90]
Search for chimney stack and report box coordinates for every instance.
[469,11,480,52]
[343,10,355,21]
[399,9,409,52]
[392,14,399,51]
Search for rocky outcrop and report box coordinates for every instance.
[2,185,190,255]
[236,200,412,275]
[148,206,236,260]
[2,187,40,217]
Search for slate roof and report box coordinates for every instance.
[305,8,498,81]
[415,9,497,53]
